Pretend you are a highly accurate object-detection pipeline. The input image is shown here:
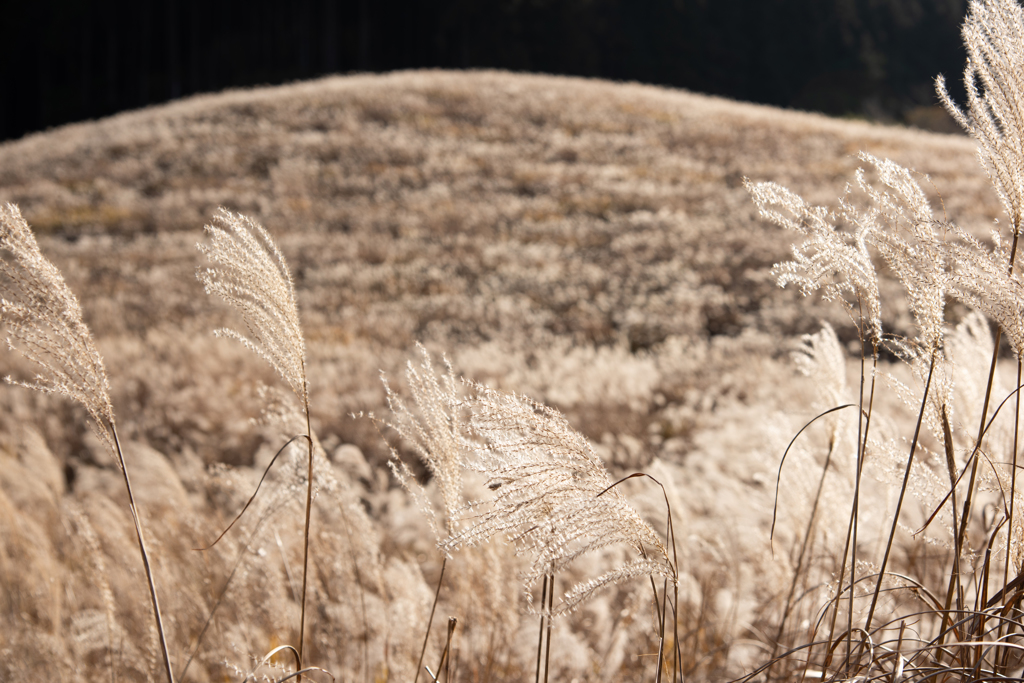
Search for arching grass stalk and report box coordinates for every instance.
[598,472,682,683]
[759,394,860,677]
[770,437,837,674]
[181,471,303,681]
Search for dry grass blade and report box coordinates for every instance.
[271,669,336,683]
[768,403,857,546]
[192,434,308,552]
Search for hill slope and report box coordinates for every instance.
[0,69,995,453]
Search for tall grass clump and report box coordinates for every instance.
[379,346,682,682]
[0,203,174,683]
[744,0,1024,679]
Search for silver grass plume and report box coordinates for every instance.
[855,153,946,356]
[792,323,847,410]
[856,155,956,433]
[938,0,1024,232]
[382,343,466,541]
[749,155,950,382]
[948,227,1024,358]
[197,208,307,406]
[744,179,883,344]
[447,385,673,615]
[0,203,116,455]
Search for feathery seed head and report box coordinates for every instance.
[793,322,847,411]
[381,343,467,542]
[948,227,1024,358]
[0,203,116,457]
[938,0,1024,232]
[855,153,946,354]
[197,209,308,406]
[447,384,673,615]
[748,153,950,354]
[745,178,883,343]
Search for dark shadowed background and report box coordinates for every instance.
[2,0,968,143]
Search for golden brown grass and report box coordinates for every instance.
[0,60,1012,682]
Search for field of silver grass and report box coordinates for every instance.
[2,5,1023,678]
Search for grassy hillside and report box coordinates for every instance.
[0,70,1001,681]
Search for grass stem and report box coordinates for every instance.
[111,423,175,683]
[297,382,315,680]
[535,574,549,683]
[413,557,447,683]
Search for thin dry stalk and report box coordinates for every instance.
[444,617,457,683]
[299,401,315,670]
[426,618,457,683]
[543,573,554,683]
[413,557,447,683]
[111,425,175,683]
[534,575,548,683]
[836,344,878,674]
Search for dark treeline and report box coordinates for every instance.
[2,0,968,143]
